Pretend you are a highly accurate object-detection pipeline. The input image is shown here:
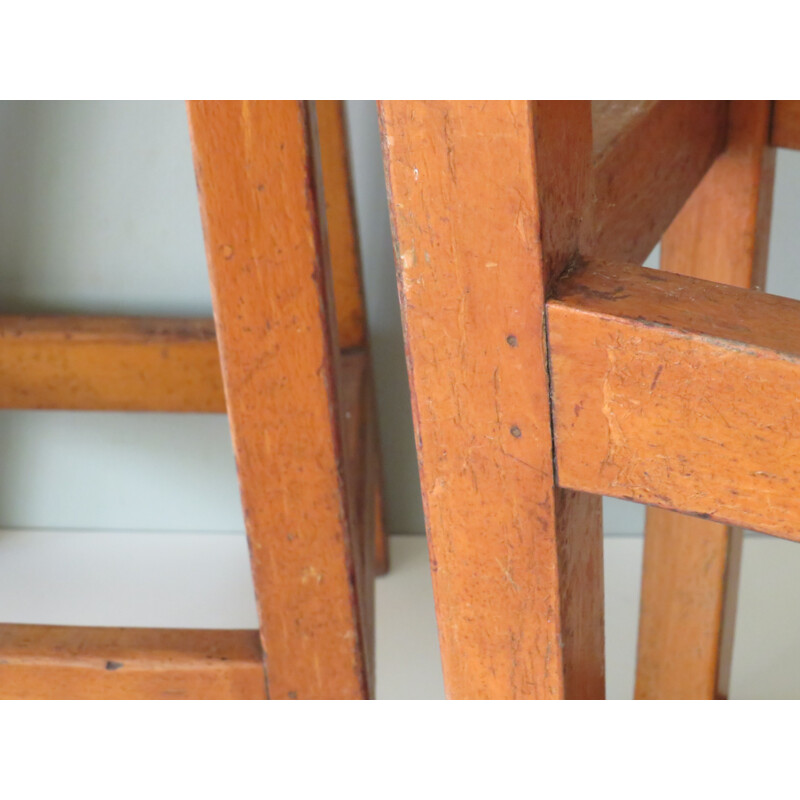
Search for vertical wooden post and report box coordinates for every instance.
[316,100,390,574]
[379,101,604,699]
[635,101,776,699]
[316,100,368,350]
[187,101,371,699]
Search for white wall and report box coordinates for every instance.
[0,101,796,536]
[0,101,242,532]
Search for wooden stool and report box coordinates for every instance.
[0,100,386,699]
[379,100,797,699]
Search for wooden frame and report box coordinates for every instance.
[635,101,775,700]
[548,258,800,537]
[0,100,386,700]
[380,100,793,699]
[7,99,797,699]
[0,625,266,700]
[188,100,377,699]
[591,100,727,262]
[380,101,604,699]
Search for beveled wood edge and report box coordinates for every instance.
[590,100,729,264]
[546,258,800,541]
[0,624,267,699]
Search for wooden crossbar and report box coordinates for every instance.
[633,100,775,701]
[0,101,385,701]
[0,316,373,414]
[0,625,266,699]
[547,259,800,540]
[591,101,728,263]
[0,315,224,412]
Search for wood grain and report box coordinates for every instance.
[338,349,376,682]
[636,101,776,700]
[0,313,370,507]
[0,352,373,701]
[188,100,371,699]
[0,625,266,699]
[316,100,389,572]
[547,259,800,541]
[591,101,652,158]
[0,315,224,411]
[771,100,800,150]
[317,100,367,350]
[591,101,728,263]
[380,100,604,699]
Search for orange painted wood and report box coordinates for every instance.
[188,100,371,699]
[547,259,800,541]
[0,352,373,701]
[380,101,604,699]
[636,514,743,699]
[591,101,652,157]
[0,315,225,411]
[317,100,367,350]
[317,100,389,573]
[338,349,376,680]
[636,101,776,700]
[0,625,266,699]
[771,101,800,150]
[591,101,728,263]
[0,313,385,572]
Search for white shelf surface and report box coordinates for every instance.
[0,531,796,699]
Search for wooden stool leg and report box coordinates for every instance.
[187,101,372,699]
[635,101,776,699]
[379,101,604,699]
[317,100,390,575]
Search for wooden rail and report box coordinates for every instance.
[634,100,775,701]
[0,316,373,416]
[0,625,266,699]
[0,315,224,411]
[547,259,800,540]
[591,101,728,263]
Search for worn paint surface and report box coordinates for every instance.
[380,101,604,699]
[548,259,800,540]
[636,101,775,700]
[188,101,371,699]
